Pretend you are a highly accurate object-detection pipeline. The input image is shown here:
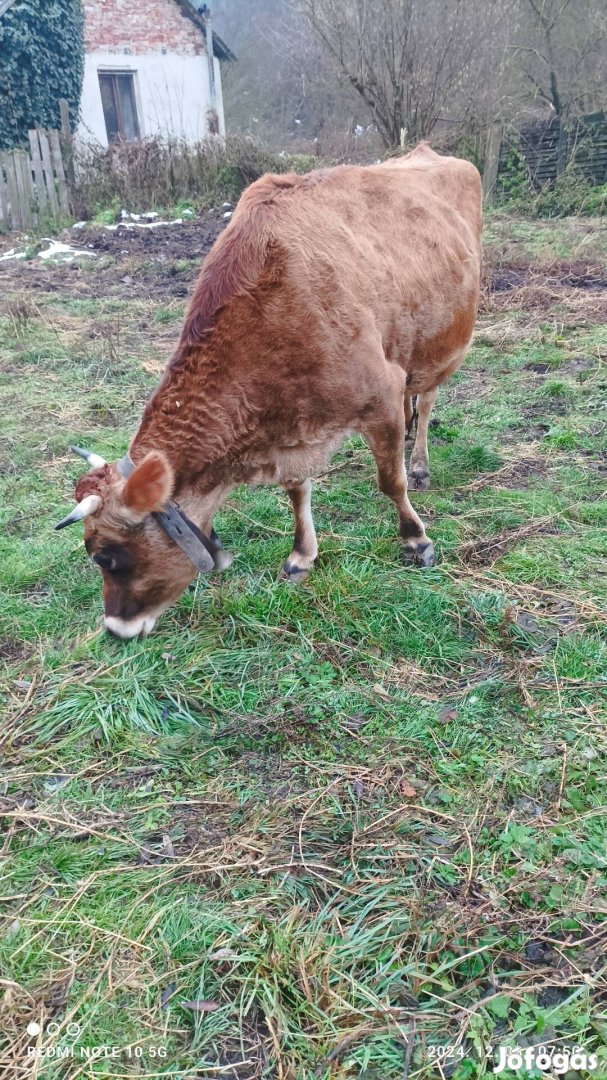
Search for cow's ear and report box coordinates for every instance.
[123,451,174,516]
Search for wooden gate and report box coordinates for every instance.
[0,129,69,232]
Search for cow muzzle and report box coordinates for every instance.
[104,613,158,639]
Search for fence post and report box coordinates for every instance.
[482,122,503,206]
[49,129,70,215]
[16,151,35,226]
[556,120,568,177]
[29,130,48,219]
[0,157,8,231]
[58,97,76,211]
[2,151,22,229]
[37,129,60,216]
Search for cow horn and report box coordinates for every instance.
[54,494,102,531]
[70,445,107,469]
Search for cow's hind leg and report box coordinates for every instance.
[365,419,435,567]
[409,388,438,490]
[280,478,318,580]
[404,393,417,447]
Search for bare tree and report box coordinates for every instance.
[213,0,368,148]
[297,0,515,148]
[212,0,607,153]
[517,0,607,116]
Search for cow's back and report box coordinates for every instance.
[264,145,482,392]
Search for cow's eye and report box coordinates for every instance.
[93,553,116,571]
[92,545,134,575]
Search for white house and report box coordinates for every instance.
[80,0,234,145]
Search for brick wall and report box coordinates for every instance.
[83,0,205,56]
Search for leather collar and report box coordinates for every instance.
[118,453,216,574]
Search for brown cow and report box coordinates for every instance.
[56,144,482,638]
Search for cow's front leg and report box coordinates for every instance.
[409,388,438,490]
[280,478,318,580]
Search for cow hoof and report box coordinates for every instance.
[410,468,430,490]
[403,539,436,568]
[279,562,312,582]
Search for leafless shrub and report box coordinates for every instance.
[71,135,293,218]
[3,296,37,335]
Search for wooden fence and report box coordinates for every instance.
[484,110,607,203]
[520,112,607,190]
[0,128,69,231]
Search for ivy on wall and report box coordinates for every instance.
[0,0,84,150]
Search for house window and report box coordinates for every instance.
[99,72,140,143]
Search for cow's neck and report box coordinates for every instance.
[129,340,248,496]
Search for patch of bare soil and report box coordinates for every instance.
[532,598,578,632]
[386,653,507,700]
[0,638,31,662]
[0,212,228,302]
[461,518,560,567]
[462,456,548,492]
[79,213,226,258]
[488,263,607,292]
[481,261,607,321]
[558,355,595,377]
[579,448,607,475]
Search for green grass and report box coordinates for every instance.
[1,219,606,1079]
[483,211,607,268]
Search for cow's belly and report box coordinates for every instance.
[247,430,350,486]
[406,343,470,394]
[392,296,477,393]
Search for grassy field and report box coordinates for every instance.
[1,211,606,1079]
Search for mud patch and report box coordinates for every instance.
[481,261,607,321]
[558,355,595,378]
[488,264,607,292]
[0,638,32,662]
[78,214,225,258]
[500,458,548,489]
[0,212,228,302]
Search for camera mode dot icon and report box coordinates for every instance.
[27,1022,42,1037]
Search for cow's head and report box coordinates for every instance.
[56,447,231,638]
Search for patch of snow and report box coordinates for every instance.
[0,247,26,262]
[117,210,163,224]
[72,221,88,229]
[222,211,232,220]
[38,240,96,261]
[104,218,183,231]
[222,201,232,209]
